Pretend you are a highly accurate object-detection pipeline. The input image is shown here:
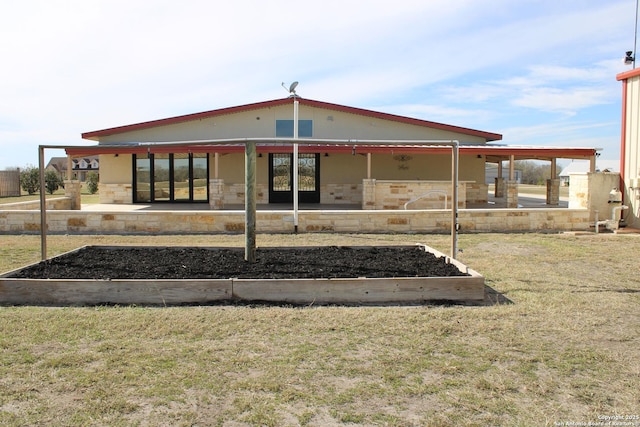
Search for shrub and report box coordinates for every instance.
[86,172,99,194]
[20,166,40,195]
[44,170,63,194]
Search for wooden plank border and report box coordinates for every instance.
[0,245,484,305]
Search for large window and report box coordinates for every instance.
[133,153,209,203]
[275,120,313,137]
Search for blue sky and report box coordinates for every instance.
[0,0,636,170]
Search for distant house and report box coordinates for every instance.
[46,156,99,182]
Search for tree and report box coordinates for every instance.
[20,166,40,195]
[86,172,99,194]
[515,161,550,185]
[44,170,63,194]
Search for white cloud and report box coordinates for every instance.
[512,87,612,114]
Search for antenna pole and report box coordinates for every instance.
[293,95,299,233]
[635,0,638,68]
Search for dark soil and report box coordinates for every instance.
[9,246,468,280]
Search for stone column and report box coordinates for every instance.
[64,180,82,210]
[506,180,519,208]
[546,178,560,206]
[494,177,505,198]
[209,179,225,210]
[362,179,376,210]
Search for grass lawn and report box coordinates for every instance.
[1,232,639,426]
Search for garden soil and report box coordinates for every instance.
[9,246,468,280]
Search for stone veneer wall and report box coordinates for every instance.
[0,208,589,234]
[0,198,72,211]
[568,172,621,223]
[64,181,82,210]
[466,183,488,204]
[364,180,471,210]
[321,184,362,204]
[223,183,268,205]
[100,184,133,204]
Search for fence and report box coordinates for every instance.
[0,170,20,197]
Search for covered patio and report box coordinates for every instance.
[64,140,596,211]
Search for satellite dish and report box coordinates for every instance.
[289,81,299,94]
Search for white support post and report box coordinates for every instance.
[293,98,299,232]
[451,142,459,259]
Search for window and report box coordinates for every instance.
[133,153,209,203]
[275,120,313,137]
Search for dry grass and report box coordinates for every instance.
[1,232,639,426]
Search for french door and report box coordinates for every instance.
[268,153,320,203]
[134,153,208,203]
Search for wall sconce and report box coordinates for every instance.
[114,154,119,157]
[258,153,263,158]
[324,153,329,157]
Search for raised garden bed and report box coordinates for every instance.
[0,245,484,305]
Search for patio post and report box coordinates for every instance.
[245,141,257,262]
[38,146,47,260]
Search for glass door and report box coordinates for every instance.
[154,154,170,201]
[133,153,209,203]
[172,153,190,201]
[192,154,208,201]
[268,153,320,203]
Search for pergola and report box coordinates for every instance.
[39,138,467,263]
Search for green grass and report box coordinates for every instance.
[1,232,639,426]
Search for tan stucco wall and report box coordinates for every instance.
[99,154,131,184]
[320,154,367,183]
[95,103,490,144]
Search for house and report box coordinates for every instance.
[73,97,598,209]
[616,68,640,228]
[46,156,99,182]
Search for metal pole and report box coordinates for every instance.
[38,146,47,260]
[293,97,299,233]
[451,141,459,259]
[245,141,257,262]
